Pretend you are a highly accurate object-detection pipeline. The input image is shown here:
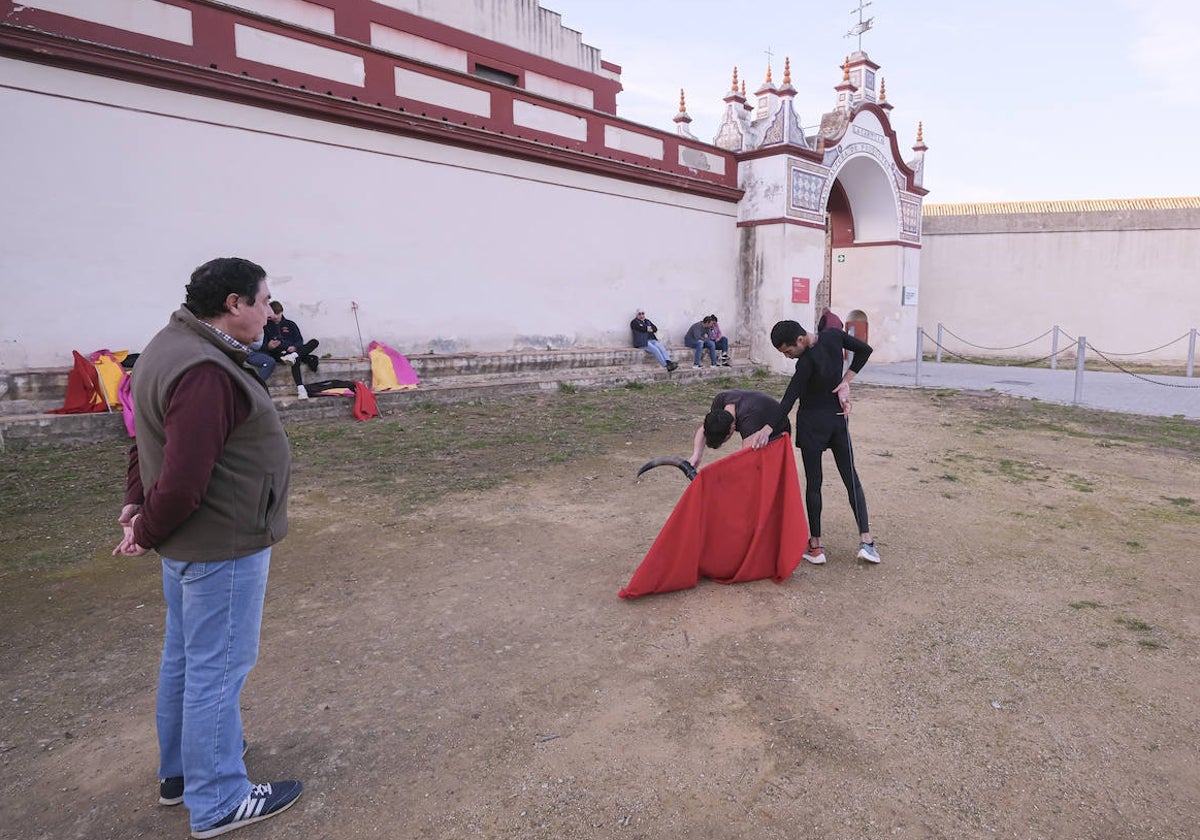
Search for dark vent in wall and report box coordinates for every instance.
[473,64,518,87]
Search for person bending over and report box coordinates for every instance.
[688,389,790,469]
[771,319,880,566]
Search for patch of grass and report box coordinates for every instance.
[932,389,959,398]
[623,380,646,391]
[558,382,578,394]
[1066,474,1095,493]
[1162,496,1195,507]
[997,458,1041,483]
[940,473,959,482]
[1115,616,1152,632]
[1069,600,1104,610]
[1125,540,1142,548]
[1137,639,1166,650]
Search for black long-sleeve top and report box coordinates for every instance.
[779,328,873,417]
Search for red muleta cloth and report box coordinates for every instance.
[619,435,808,599]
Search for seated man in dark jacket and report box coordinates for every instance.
[263,301,319,398]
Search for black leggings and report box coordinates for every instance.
[275,339,319,384]
[797,413,870,538]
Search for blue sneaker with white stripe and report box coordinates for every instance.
[857,541,881,564]
[191,780,303,838]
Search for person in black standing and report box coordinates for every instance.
[770,319,880,566]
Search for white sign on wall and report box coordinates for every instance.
[902,286,919,306]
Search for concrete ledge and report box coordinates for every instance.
[0,346,758,448]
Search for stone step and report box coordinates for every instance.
[0,345,744,413]
[0,353,757,449]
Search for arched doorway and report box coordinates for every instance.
[825,154,899,336]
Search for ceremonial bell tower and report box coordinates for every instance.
[699,4,928,364]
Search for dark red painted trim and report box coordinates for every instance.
[822,101,928,196]
[736,143,823,164]
[847,55,881,71]
[736,217,826,231]
[0,25,742,202]
[0,1,737,190]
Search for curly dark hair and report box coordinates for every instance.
[184,257,267,318]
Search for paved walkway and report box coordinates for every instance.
[855,361,1200,420]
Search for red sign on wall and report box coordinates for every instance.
[791,277,810,303]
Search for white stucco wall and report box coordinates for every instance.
[0,58,738,370]
[920,217,1200,363]
[831,245,921,363]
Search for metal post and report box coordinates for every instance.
[1073,336,1086,406]
[1050,325,1059,370]
[915,326,923,385]
[936,322,943,364]
[1188,328,1196,378]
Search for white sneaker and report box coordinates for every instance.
[279,352,298,365]
[802,544,826,565]
[296,385,308,400]
[692,364,702,369]
[857,541,881,563]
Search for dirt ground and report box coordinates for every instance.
[2,386,1199,840]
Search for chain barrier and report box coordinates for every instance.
[923,326,1200,390]
[939,325,1055,351]
[923,333,1066,368]
[1084,342,1200,389]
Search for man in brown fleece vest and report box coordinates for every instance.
[113,257,302,838]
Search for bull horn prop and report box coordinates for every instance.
[636,456,697,482]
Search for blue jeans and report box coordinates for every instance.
[641,339,671,367]
[246,352,276,381]
[158,549,270,831]
[685,337,718,366]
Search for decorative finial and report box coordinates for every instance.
[741,80,747,97]
[678,89,687,113]
[731,67,739,92]
[765,63,773,84]
[879,77,887,101]
[916,121,924,142]
[842,57,850,82]
[783,57,791,86]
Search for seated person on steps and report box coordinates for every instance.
[263,301,319,398]
[708,314,731,366]
[630,309,678,371]
[684,316,719,368]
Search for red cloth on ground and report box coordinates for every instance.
[619,435,808,599]
[48,351,108,414]
[353,381,379,421]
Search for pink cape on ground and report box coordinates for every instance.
[619,435,808,599]
[366,340,419,390]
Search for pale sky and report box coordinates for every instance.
[547,0,1200,203]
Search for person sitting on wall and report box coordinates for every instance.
[631,309,678,372]
[708,314,731,366]
[684,316,719,369]
[263,301,320,399]
[817,307,844,332]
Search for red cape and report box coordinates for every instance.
[619,435,808,599]
[48,351,108,414]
